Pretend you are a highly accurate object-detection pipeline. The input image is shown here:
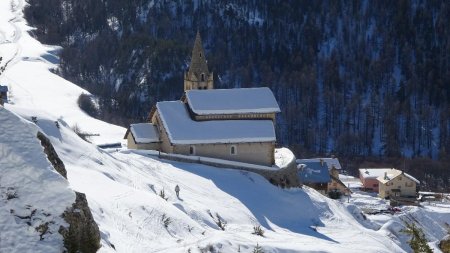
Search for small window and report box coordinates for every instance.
[230,145,237,155]
[201,73,205,81]
[398,176,402,180]
[373,183,378,187]
[200,53,202,58]
[189,146,195,155]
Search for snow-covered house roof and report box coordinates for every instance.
[359,168,394,179]
[404,173,420,184]
[296,158,342,170]
[185,87,281,115]
[297,161,331,184]
[156,101,276,144]
[125,123,159,143]
[376,168,420,184]
[359,168,420,184]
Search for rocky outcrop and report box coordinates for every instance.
[37,131,67,179]
[59,192,101,253]
[36,131,101,252]
[440,235,450,253]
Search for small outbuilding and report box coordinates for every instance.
[328,166,351,196]
[124,123,160,150]
[0,85,8,105]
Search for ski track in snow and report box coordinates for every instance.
[1,0,23,68]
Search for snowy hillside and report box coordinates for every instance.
[1,1,450,253]
[0,0,125,146]
[0,107,74,252]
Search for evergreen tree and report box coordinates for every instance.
[401,221,433,253]
[252,243,264,253]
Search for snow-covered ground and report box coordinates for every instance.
[0,107,75,253]
[342,190,450,252]
[1,1,450,252]
[0,0,125,146]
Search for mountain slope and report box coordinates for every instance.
[23,0,450,162]
[0,0,125,146]
[27,112,408,252]
[1,1,450,252]
[0,107,75,252]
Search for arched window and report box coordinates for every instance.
[200,53,202,58]
[201,73,205,81]
[230,145,237,155]
[189,146,195,155]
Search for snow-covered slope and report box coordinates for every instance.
[0,107,75,253]
[1,1,450,252]
[0,0,125,146]
[1,107,408,252]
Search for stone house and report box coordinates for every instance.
[376,168,419,199]
[124,123,160,150]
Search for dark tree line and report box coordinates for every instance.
[25,0,450,189]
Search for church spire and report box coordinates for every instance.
[184,31,214,91]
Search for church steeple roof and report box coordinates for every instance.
[187,31,209,79]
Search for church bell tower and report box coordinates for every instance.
[184,31,214,91]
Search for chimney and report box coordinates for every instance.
[320,159,324,166]
[384,172,388,180]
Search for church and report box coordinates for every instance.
[125,32,281,166]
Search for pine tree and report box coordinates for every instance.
[252,243,264,253]
[401,221,433,253]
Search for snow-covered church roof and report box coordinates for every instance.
[128,123,159,143]
[185,87,281,115]
[156,101,276,144]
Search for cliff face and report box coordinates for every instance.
[0,107,100,252]
[37,131,67,179]
[37,131,101,253]
[59,192,101,253]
